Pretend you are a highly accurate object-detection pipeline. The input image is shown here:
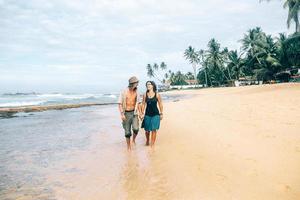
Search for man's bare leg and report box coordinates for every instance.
[150,131,157,148]
[132,132,138,145]
[126,137,131,151]
[145,131,150,146]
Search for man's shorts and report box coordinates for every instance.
[122,111,139,138]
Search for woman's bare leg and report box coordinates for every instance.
[145,131,150,146]
[150,130,157,148]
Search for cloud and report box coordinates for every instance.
[0,0,288,92]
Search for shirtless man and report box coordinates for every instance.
[118,76,142,150]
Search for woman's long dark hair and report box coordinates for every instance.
[146,81,157,93]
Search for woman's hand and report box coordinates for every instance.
[139,114,145,120]
[160,113,163,120]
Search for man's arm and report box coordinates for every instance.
[118,103,124,115]
[118,91,126,121]
[137,94,143,116]
[140,94,146,119]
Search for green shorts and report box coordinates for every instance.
[122,111,139,138]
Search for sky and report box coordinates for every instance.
[0,0,291,94]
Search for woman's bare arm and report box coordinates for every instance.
[157,93,163,115]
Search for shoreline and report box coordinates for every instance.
[0,102,118,118]
[0,92,192,118]
[0,83,299,199]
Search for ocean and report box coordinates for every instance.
[0,91,188,199]
[0,92,118,108]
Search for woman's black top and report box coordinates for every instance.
[145,92,160,116]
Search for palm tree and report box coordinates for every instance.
[240,27,269,77]
[146,64,163,83]
[173,71,188,85]
[252,34,281,81]
[222,47,234,81]
[164,73,169,79]
[260,0,300,33]
[281,32,300,67]
[184,46,200,85]
[198,49,208,87]
[226,50,245,80]
[146,64,154,78]
[241,27,284,82]
[240,27,266,59]
[205,39,230,85]
[146,62,168,83]
[185,72,195,80]
[160,62,167,70]
[153,63,159,70]
[276,33,287,50]
[275,33,288,69]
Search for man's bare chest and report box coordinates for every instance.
[125,92,137,104]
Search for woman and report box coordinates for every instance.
[140,81,163,147]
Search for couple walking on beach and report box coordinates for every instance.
[118,76,164,150]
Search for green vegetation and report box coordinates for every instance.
[146,1,299,87]
[185,28,299,87]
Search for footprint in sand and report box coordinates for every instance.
[245,158,257,163]
[216,173,227,181]
[284,185,292,192]
[148,173,169,198]
[264,134,276,139]
[277,184,292,193]
[195,154,204,159]
[247,169,258,177]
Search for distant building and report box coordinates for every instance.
[157,84,170,92]
[170,84,204,90]
[185,79,198,85]
[290,68,300,82]
[234,77,259,87]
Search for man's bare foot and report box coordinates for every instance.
[146,141,150,146]
[127,145,132,151]
[126,138,131,151]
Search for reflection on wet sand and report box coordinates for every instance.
[122,147,171,200]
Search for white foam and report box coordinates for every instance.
[0,101,46,107]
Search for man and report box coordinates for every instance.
[118,76,142,150]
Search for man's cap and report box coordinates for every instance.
[128,76,139,84]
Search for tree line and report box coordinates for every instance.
[146,0,299,86]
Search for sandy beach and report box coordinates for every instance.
[122,83,300,199]
[1,83,300,200]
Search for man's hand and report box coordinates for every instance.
[139,114,144,120]
[121,113,126,121]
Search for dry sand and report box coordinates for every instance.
[140,83,300,200]
[48,83,300,200]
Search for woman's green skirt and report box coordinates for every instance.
[142,115,160,131]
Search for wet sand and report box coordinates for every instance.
[1,83,300,199]
[0,103,117,118]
